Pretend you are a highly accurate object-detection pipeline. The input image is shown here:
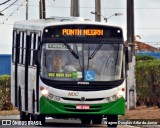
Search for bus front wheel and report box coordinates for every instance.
[80,117,91,124]
[92,115,102,124]
[107,115,118,127]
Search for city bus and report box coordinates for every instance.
[11,16,130,127]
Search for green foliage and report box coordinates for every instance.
[0,75,13,110]
[136,58,160,106]
[136,54,156,61]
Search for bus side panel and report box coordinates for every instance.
[18,65,25,111]
[28,67,37,114]
[11,64,15,106]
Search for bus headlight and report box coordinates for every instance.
[40,86,49,96]
[118,90,124,97]
[48,93,53,99]
[112,94,119,100]
[41,89,49,96]
[105,94,122,102]
[48,93,61,102]
[54,96,60,101]
[105,97,111,102]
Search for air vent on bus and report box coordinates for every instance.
[45,16,85,22]
[84,19,91,21]
[62,97,104,101]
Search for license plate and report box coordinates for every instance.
[76,105,90,110]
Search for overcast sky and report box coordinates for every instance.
[0,0,160,54]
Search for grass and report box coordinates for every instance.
[0,109,19,115]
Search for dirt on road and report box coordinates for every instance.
[121,106,160,119]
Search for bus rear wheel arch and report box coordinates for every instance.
[30,89,46,125]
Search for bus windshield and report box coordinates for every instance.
[40,41,123,82]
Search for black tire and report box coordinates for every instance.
[31,90,35,121]
[107,115,118,127]
[30,114,35,121]
[20,111,30,121]
[80,117,91,124]
[92,115,102,124]
[30,114,45,125]
[37,114,46,125]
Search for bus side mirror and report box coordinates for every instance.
[125,47,132,63]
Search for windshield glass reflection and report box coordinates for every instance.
[40,42,123,81]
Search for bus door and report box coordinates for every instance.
[11,30,19,107]
[27,32,40,113]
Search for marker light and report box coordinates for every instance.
[121,88,125,91]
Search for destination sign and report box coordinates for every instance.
[62,29,104,36]
[43,25,123,39]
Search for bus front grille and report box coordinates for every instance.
[62,97,104,102]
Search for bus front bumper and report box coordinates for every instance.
[40,96,125,115]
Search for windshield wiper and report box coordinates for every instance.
[89,41,104,59]
[61,39,79,59]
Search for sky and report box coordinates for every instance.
[0,0,160,54]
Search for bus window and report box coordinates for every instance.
[12,31,17,63]
[40,42,123,82]
[33,34,39,66]
[41,43,83,80]
[19,32,23,64]
[29,33,39,66]
[29,33,34,66]
[84,43,123,81]
[23,32,26,65]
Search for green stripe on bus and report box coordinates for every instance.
[40,96,125,115]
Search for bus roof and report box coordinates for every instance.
[13,16,122,31]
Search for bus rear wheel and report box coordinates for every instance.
[20,111,30,121]
[31,114,46,125]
